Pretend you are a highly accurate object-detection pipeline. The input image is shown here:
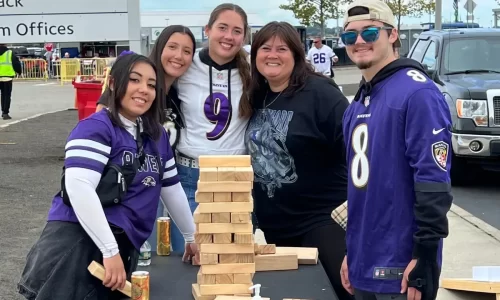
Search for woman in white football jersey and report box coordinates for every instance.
[169,3,252,253]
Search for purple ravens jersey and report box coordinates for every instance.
[342,68,452,293]
[47,110,179,250]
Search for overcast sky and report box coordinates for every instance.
[140,0,498,28]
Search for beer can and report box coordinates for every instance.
[156,217,171,256]
[131,271,149,300]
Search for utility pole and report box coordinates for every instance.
[435,0,442,30]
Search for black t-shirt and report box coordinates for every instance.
[245,75,349,238]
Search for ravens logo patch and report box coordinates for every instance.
[432,141,449,171]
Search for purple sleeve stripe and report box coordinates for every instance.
[65,159,106,174]
[162,167,178,180]
[65,138,111,155]
[65,149,109,166]
[165,164,176,172]
[65,145,109,157]
[162,175,180,187]
[164,157,176,169]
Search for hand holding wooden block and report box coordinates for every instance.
[87,261,132,297]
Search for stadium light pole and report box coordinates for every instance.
[435,0,442,30]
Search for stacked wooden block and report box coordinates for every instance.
[192,155,256,300]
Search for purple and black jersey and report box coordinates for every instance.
[343,67,452,293]
[47,110,179,250]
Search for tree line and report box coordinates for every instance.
[279,0,436,35]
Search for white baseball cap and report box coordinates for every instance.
[343,0,401,47]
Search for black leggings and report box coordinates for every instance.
[263,221,354,300]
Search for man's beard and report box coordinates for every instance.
[356,61,373,70]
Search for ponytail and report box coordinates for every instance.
[236,49,252,119]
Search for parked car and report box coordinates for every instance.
[407,28,500,184]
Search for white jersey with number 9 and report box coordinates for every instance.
[175,49,248,159]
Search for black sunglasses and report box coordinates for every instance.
[341,26,393,46]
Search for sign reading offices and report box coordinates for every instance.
[0,0,130,43]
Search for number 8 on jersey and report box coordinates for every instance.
[351,123,369,188]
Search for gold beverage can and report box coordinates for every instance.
[156,217,171,256]
[131,271,150,300]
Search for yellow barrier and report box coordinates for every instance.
[59,58,110,85]
[59,58,80,85]
[17,59,48,81]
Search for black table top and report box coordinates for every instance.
[138,253,338,300]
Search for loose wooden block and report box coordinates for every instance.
[198,181,252,193]
[234,233,254,244]
[88,261,131,297]
[200,243,255,254]
[441,278,500,294]
[196,191,214,203]
[232,192,252,202]
[201,263,255,275]
[200,167,218,182]
[255,244,276,255]
[199,283,253,296]
[197,202,253,213]
[275,247,319,265]
[195,233,213,244]
[200,253,219,265]
[218,167,236,181]
[214,192,232,202]
[213,233,232,244]
[219,254,255,263]
[231,213,251,224]
[233,273,253,284]
[198,223,253,234]
[197,270,217,284]
[215,274,234,284]
[212,213,231,223]
[199,155,251,168]
[233,167,254,181]
[194,209,212,224]
[192,284,216,300]
[255,253,298,272]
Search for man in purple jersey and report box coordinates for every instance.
[339,1,453,300]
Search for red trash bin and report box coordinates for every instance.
[72,80,103,120]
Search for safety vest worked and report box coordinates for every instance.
[0,50,16,77]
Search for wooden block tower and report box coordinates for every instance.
[192,155,256,300]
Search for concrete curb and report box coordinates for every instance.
[450,203,500,242]
[0,108,72,129]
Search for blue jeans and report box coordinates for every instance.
[171,164,199,253]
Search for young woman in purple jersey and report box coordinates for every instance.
[245,22,351,300]
[169,3,253,253]
[95,26,198,252]
[17,54,197,300]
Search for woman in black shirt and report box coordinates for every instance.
[246,21,351,300]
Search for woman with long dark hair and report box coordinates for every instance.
[245,21,352,300]
[17,54,197,299]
